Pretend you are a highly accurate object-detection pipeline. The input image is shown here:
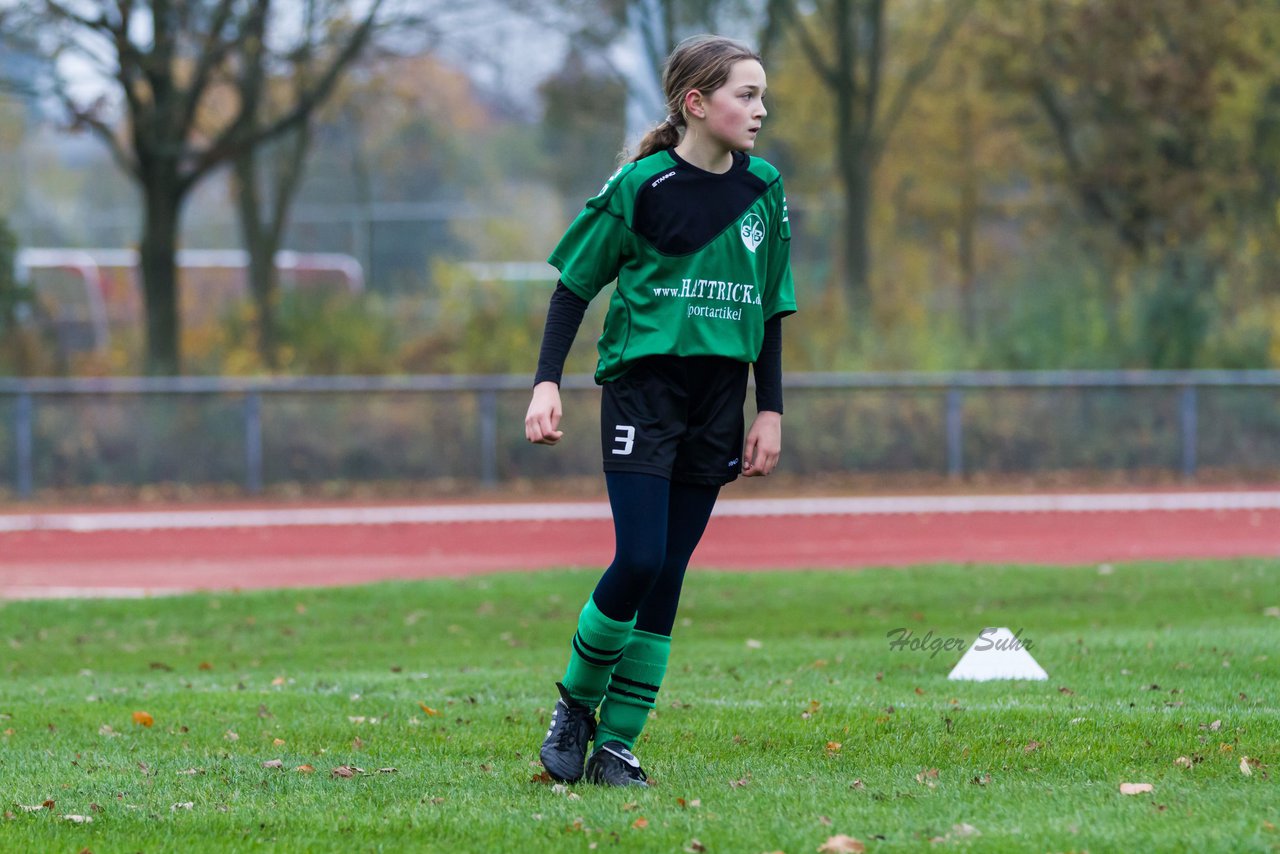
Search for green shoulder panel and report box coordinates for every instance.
[584,161,639,214]
[746,155,782,187]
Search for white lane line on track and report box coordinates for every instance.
[1,491,1280,534]
[0,586,183,599]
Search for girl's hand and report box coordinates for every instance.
[741,411,781,477]
[525,381,565,445]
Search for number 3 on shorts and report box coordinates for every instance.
[612,424,635,456]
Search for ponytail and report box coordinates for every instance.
[629,116,683,163]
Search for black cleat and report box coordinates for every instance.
[584,740,649,787]
[539,682,596,783]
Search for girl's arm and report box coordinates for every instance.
[525,282,589,445]
[742,315,783,476]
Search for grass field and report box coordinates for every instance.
[1,560,1277,853]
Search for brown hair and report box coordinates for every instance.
[628,34,762,163]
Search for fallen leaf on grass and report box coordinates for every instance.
[631,817,649,830]
[262,760,284,769]
[818,834,866,853]
[676,797,701,808]
[1175,756,1193,768]
[377,768,398,774]
[916,768,940,787]
[530,771,552,784]
[1024,741,1041,754]
[331,766,358,778]
[62,814,93,823]
[952,823,980,838]
[295,765,316,774]
[177,768,202,776]
[132,711,154,728]
[745,639,763,649]
[419,704,440,716]
[1240,756,1255,776]
[850,779,866,790]
[826,741,842,755]
[272,738,286,747]
[171,802,193,811]
[684,840,707,853]
[730,774,752,788]
[1119,783,1154,795]
[224,731,239,742]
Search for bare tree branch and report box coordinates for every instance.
[770,0,840,88]
[184,0,386,189]
[871,0,976,164]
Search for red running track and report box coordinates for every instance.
[1,496,1278,597]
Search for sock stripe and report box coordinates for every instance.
[607,684,657,705]
[573,636,624,667]
[572,632,625,657]
[611,673,661,693]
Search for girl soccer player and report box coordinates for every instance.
[525,34,796,787]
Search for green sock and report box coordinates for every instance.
[561,596,636,708]
[595,629,670,750]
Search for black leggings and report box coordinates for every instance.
[590,472,720,635]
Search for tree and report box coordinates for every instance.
[987,0,1264,367]
[539,45,627,210]
[6,0,393,374]
[0,215,18,334]
[228,0,390,370]
[762,0,976,321]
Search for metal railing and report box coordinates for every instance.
[2,370,1279,499]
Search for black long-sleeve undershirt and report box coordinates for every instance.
[534,281,784,413]
[534,282,590,388]
[754,314,783,414]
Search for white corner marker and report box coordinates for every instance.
[947,627,1048,681]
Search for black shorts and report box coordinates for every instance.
[600,355,749,485]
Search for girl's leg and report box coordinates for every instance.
[595,480,720,748]
[559,472,670,708]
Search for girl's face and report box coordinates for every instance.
[690,59,768,153]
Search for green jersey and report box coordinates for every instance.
[548,148,797,384]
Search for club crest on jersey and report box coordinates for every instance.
[740,213,765,253]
